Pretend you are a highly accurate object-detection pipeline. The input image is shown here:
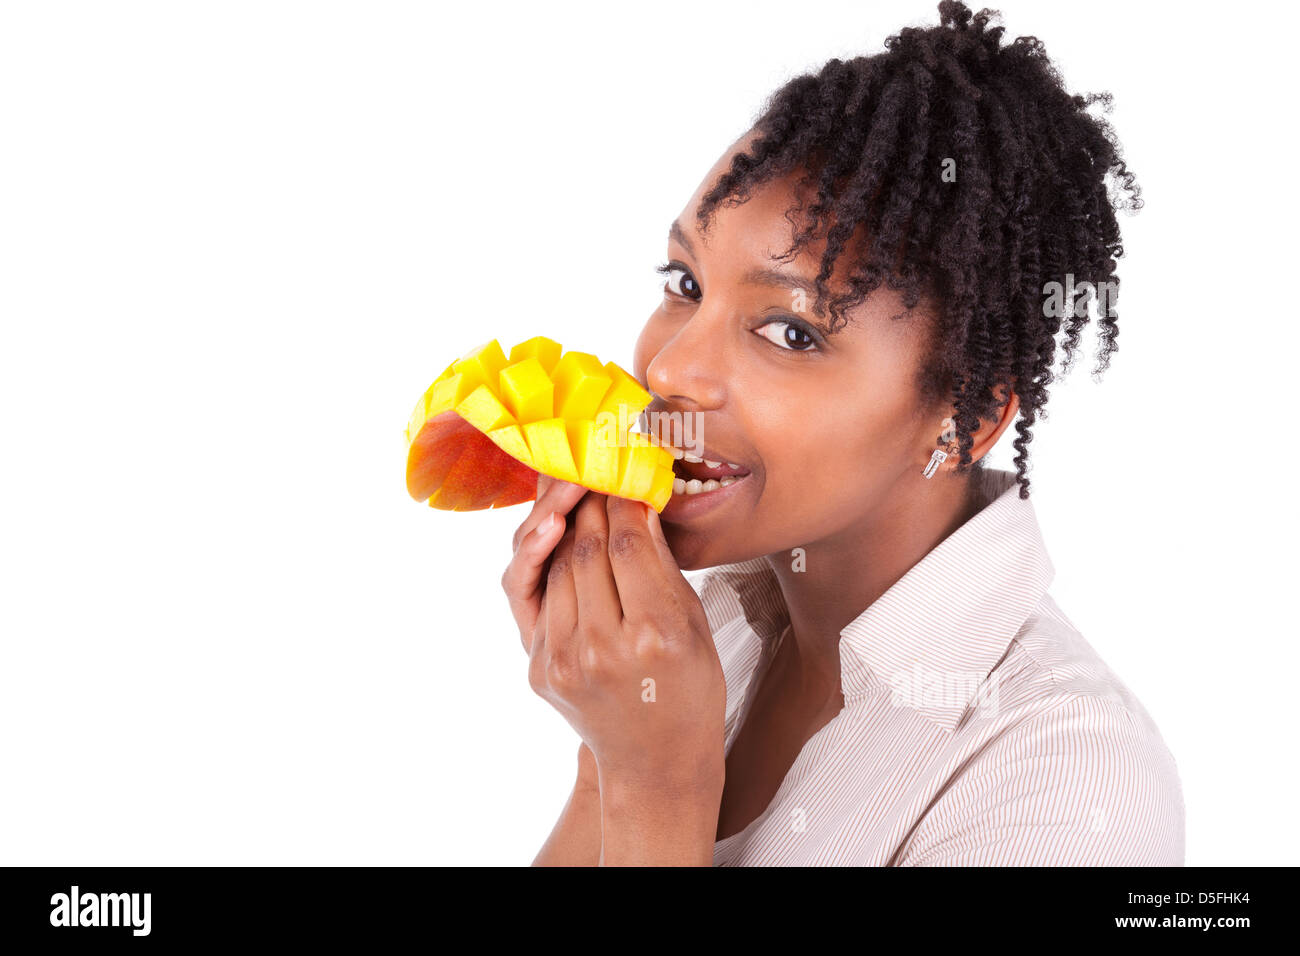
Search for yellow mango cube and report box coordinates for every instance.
[498,357,554,423]
[647,465,675,512]
[552,351,613,421]
[616,435,661,500]
[508,336,563,375]
[455,384,516,433]
[596,362,653,421]
[522,418,580,484]
[567,419,620,492]
[429,372,473,416]
[432,359,458,384]
[452,340,507,397]
[406,382,436,444]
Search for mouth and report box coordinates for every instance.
[648,438,753,498]
[639,404,754,503]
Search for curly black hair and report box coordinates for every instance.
[694,0,1139,498]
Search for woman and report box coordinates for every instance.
[502,1,1184,866]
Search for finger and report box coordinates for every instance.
[642,500,680,569]
[544,516,580,675]
[528,586,549,686]
[644,501,709,629]
[511,473,555,553]
[570,492,621,631]
[512,477,588,553]
[501,511,565,652]
[604,495,678,627]
[511,473,575,552]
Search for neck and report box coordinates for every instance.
[764,470,983,682]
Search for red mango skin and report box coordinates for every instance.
[406,410,539,511]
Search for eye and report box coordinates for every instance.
[655,261,700,301]
[755,318,820,352]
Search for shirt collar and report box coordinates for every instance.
[694,468,1055,732]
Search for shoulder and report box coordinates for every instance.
[901,595,1186,866]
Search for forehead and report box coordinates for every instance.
[679,145,804,250]
[672,132,868,289]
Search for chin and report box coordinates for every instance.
[661,524,710,571]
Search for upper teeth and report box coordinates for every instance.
[652,439,745,470]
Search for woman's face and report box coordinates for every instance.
[633,133,949,571]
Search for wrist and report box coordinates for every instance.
[597,752,725,807]
[597,769,723,866]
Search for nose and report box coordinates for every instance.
[644,316,728,413]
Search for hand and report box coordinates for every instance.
[527,491,727,794]
[503,475,605,866]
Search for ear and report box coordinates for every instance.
[936,380,1020,470]
[973,381,1020,462]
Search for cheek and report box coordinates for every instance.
[750,386,911,511]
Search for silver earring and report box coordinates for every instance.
[922,448,948,479]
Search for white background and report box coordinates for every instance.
[2,0,1295,865]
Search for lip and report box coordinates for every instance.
[659,471,753,523]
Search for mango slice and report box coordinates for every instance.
[405,336,677,511]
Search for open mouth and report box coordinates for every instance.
[667,449,752,496]
[639,409,753,498]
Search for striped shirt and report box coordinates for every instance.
[690,467,1185,866]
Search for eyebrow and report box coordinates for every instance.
[669,218,837,334]
[670,218,815,292]
[668,219,699,258]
